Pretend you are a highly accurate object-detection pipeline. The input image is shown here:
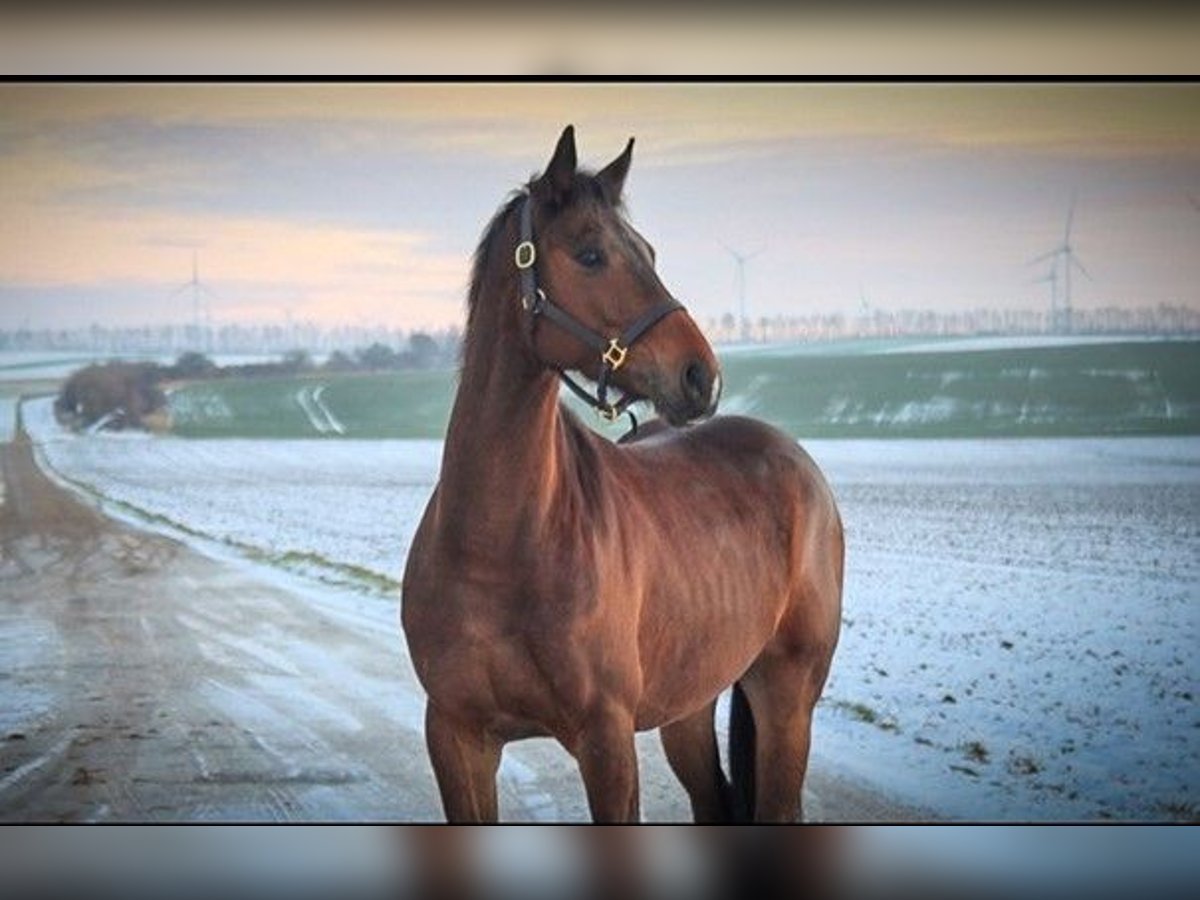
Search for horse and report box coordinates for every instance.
[401,125,844,822]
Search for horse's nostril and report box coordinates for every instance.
[682,360,711,405]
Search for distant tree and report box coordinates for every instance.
[356,342,398,370]
[281,349,314,373]
[172,350,217,379]
[324,349,357,372]
[408,332,440,368]
[440,326,463,357]
[55,361,167,432]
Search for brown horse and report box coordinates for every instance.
[401,126,843,822]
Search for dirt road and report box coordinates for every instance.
[1,425,926,822]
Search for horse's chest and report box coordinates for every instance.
[404,573,615,736]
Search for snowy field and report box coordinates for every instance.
[0,351,288,383]
[0,397,16,443]
[878,335,1181,355]
[718,333,1179,359]
[21,396,1200,821]
[0,352,104,382]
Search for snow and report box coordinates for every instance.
[716,333,1175,359]
[879,335,1181,354]
[21,396,1200,820]
[0,396,16,442]
[807,437,1199,820]
[23,396,440,587]
[294,384,346,435]
[0,351,293,383]
[0,352,101,382]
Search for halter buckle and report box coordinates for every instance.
[521,287,546,313]
[515,241,536,269]
[598,404,621,422]
[602,339,628,370]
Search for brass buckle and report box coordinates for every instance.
[598,404,620,422]
[515,241,536,269]
[602,339,628,370]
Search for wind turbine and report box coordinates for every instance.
[854,284,876,338]
[1030,255,1059,328]
[1029,194,1090,334]
[720,241,764,341]
[170,249,219,351]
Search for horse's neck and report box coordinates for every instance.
[437,278,572,548]
[442,348,562,489]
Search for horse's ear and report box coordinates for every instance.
[597,137,634,201]
[538,125,577,204]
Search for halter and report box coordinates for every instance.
[515,194,683,432]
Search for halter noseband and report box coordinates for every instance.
[515,194,683,430]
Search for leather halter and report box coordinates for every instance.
[515,194,683,429]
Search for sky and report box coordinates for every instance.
[2,82,1198,333]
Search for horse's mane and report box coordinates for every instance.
[465,188,527,321]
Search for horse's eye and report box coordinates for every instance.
[575,247,605,270]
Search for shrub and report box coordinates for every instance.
[56,361,168,432]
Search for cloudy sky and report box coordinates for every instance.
[2,82,1197,333]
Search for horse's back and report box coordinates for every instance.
[626,412,801,455]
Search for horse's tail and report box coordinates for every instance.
[728,681,756,821]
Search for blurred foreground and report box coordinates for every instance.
[1,826,1197,900]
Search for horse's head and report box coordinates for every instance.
[521,125,721,427]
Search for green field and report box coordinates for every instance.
[167,340,1200,440]
[719,339,1200,438]
[169,369,458,439]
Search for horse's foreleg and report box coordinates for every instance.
[424,701,502,822]
[573,705,640,822]
[659,699,733,822]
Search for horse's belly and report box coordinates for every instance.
[635,671,743,732]
[634,583,784,730]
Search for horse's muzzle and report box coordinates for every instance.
[669,357,721,424]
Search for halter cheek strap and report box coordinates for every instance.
[515,195,683,430]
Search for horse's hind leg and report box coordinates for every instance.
[741,501,843,822]
[424,701,502,822]
[659,699,733,822]
[739,651,831,822]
